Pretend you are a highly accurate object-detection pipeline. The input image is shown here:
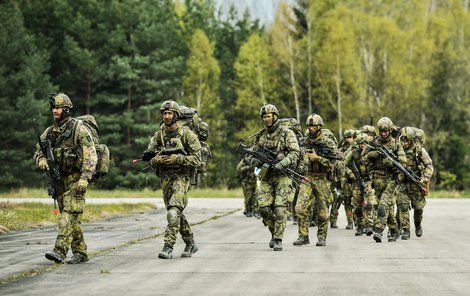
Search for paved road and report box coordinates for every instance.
[1,199,470,295]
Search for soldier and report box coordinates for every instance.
[35,93,97,264]
[294,114,338,247]
[236,156,257,217]
[396,127,433,239]
[330,129,355,229]
[251,104,300,251]
[362,117,407,243]
[344,130,377,236]
[143,100,203,259]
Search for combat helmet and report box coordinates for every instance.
[160,100,181,117]
[49,92,73,117]
[361,125,377,136]
[344,129,354,138]
[411,127,426,145]
[355,132,368,145]
[377,117,394,132]
[306,114,323,126]
[259,104,279,117]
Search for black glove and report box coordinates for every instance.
[142,150,156,161]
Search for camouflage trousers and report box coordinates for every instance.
[351,181,376,229]
[330,182,354,226]
[161,175,194,247]
[54,173,87,258]
[395,182,426,231]
[295,174,330,240]
[372,174,397,231]
[257,175,293,240]
[242,180,257,212]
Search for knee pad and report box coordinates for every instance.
[167,208,180,226]
[399,203,410,212]
[274,206,286,220]
[259,206,272,220]
[377,205,386,218]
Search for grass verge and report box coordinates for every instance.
[0,188,243,198]
[0,202,155,232]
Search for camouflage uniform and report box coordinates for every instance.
[35,93,97,262]
[344,132,376,235]
[147,122,202,249]
[362,117,407,242]
[236,156,257,216]
[253,105,300,247]
[294,114,337,246]
[329,129,355,229]
[395,127,433,238]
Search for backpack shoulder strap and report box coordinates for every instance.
[72,118,83,147]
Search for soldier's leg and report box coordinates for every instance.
[294,183,313,245]
[363,182,376,235]
[163,176,191,247]
[314,178,330,245]
[273,177,291,240]
[344,185,354,227]
[373,181,397,242]
[352,187,364,235]
[329,202,339,228]
[242,182,250,216]
[53,211,75,258]
[396,184,411,239]
[70,215,87,257]
[258,179,276,246]
[412,189,426,237]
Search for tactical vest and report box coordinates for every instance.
[304,133,331,175]
[154,126,194,177]
[46,119,83,175]
[369,137,399,176]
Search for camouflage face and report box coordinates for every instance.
[262,113,275,127]
[162,110,175,126]
[160,100,181,125]
[355,132,368,150]
[400,126,415,149]
[344,129,354,138]
[361,125,377,137]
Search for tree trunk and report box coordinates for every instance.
[335,55,343,139]
[307,19,313,115]
[256,61,267,104]
[288,37,300,122]
[86,73,91,115]
[127,85,132,146]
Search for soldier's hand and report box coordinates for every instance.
[141,150,155,161]
[365,150,379,160]
[150,155,166,165]
[38,158,49,171]
[75,178,88,196]
[160,154,179,165]
[383,157,393,168]
[307,150,318,161]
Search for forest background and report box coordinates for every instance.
[0,0,468,191]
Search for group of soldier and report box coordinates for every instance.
[34,93,433,264]
[237,104,433,250]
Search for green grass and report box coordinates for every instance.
[428,190,470,199]
[0,202,155,232]
[0,187,243,198]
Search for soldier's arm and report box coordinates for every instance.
[33,129,48,165]
[147,131,162,151]
[396,142,407,166]
[312,138,337,170]
[180,128,202,168]
[78,125,97,180]
[281,129,300,167]
[419,147,434,183]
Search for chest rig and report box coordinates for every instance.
[155,126,191,175]
[46,118,82,174]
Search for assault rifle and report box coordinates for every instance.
[347,159,366,196]
[33,119,60,215]
[368,141,427,195]
[132,148,188,170]
[304,141,342,160]
[236,143,311,186]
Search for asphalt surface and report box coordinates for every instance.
[1,198,470,295]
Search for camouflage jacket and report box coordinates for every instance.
[344,144,369,181]
[303,130,338,175]
[236,157,256,184]
[361,136,406,176]
[252,121,300,176]
[34,117,97,180]
[147,122,202,175]
[404,144,434,183]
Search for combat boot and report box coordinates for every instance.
[330,222,338,229]
[309,218,316,227]
[273,239,283,251]
[181,243,198,258]
[401,229,410,240]
[66,253,89,264]
[346,222,354,230]
[45,250,65,264]
[269,237,275,249]
[293,236,310,246]
[316,238,326,247]
[415,224,423,237]
[355,227,364,236]
[373,231,383,243]
[246,210,253,217]
[293,216,298,225]
[365,226,374,236]
[158,244,173,259]
[388,229,399,242]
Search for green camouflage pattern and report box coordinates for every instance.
[237,157,257,213]
[146,121,203,247]
[253,120,300,240]
[34,117,97,258]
